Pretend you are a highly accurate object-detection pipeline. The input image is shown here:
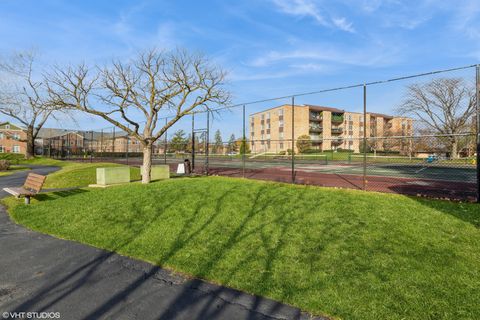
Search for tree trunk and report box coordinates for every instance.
[142,143,153,184]
[450,136,458,159]
[25,126,35,159]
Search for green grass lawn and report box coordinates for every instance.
[4,177,480,320]
[2,156,141,188]
[42,162,141,188]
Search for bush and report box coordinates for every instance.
[278,150,286,155]
[335,148,355,153]
[302,149,323,154]
[0,153,25,162]
[296,135,312,154]
[0,160,10,171]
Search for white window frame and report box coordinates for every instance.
[13,145,20,153]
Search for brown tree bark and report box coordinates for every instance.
[25,126,35,159]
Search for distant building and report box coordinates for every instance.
[0,122,27,154]
[249,104,413,153]
[0,122,160,157]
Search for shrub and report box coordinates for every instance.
[0,153,25,162]
[302,149,323,154]
[0,160,10,171]
[296,135,312,153]
[335,148,355,153]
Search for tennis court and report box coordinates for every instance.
[170,153,477,200]
[187,154,476,183]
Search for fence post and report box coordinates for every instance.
[191,113,195,172]
[242,105,246,178]
[206,110,210,176]
[476,65,480,203]
[291,96,295,184]
[363,84,367,191]
[100,129,104,160]
[90,131,93,163]
[126,126,129,165]
[164,118,168,165]
[112,126,116,155]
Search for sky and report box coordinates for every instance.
[0,0,479,138]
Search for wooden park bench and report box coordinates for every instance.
[3,173,47,204]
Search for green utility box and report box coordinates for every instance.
[142,165,170,181]
[96,167,131,186]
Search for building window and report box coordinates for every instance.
[0,146,4,153]
[13,145,20,153]
[279,142,284,149]
[267,123,271,129]
[12,133,20,140]
[279,132,284,139]
[261,114,265,120]
[278,109,284,116]
[5,125,10,129]
[266,112,270,120]
[279,120,284,127]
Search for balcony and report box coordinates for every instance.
[309,124,323,133]
[331,127,343,134]
[331,137,344,144]
[331,113,344,123]
[309,111,323,121]
[310,135,323,142]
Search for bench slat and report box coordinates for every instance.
[3,187,35,197]
[25,180,43,189]
[23,173,46,192]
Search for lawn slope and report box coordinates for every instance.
[4,177,480,320]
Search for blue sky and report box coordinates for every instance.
[0,0,479,138]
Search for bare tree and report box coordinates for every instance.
[47,49,230,183]
[0,51,57,158]
[397,78,476,158]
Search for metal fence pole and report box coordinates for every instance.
[100,129,104,160]
[191,113,195,172]
[476,65,480,203]
[126,126,129,165]
[291,96,295,184]
[242,105,246,178]
[90,131,93,163]
[206,111,210,176]
[112,126,116,156]
[363,84,367,191]
[164,118,168,165]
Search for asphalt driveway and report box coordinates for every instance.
[0,166,323,320]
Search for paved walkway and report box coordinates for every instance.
[0,166,324,320]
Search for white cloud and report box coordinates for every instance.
[332,17,355,33]
[249,42,402,68]
[270,0,355,33]
[271,0,327,25]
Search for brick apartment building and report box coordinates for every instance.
[0,122,157,157]
[249,104,413,153]
[0,122,27,154]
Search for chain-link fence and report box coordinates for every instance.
[41,65,480,202]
